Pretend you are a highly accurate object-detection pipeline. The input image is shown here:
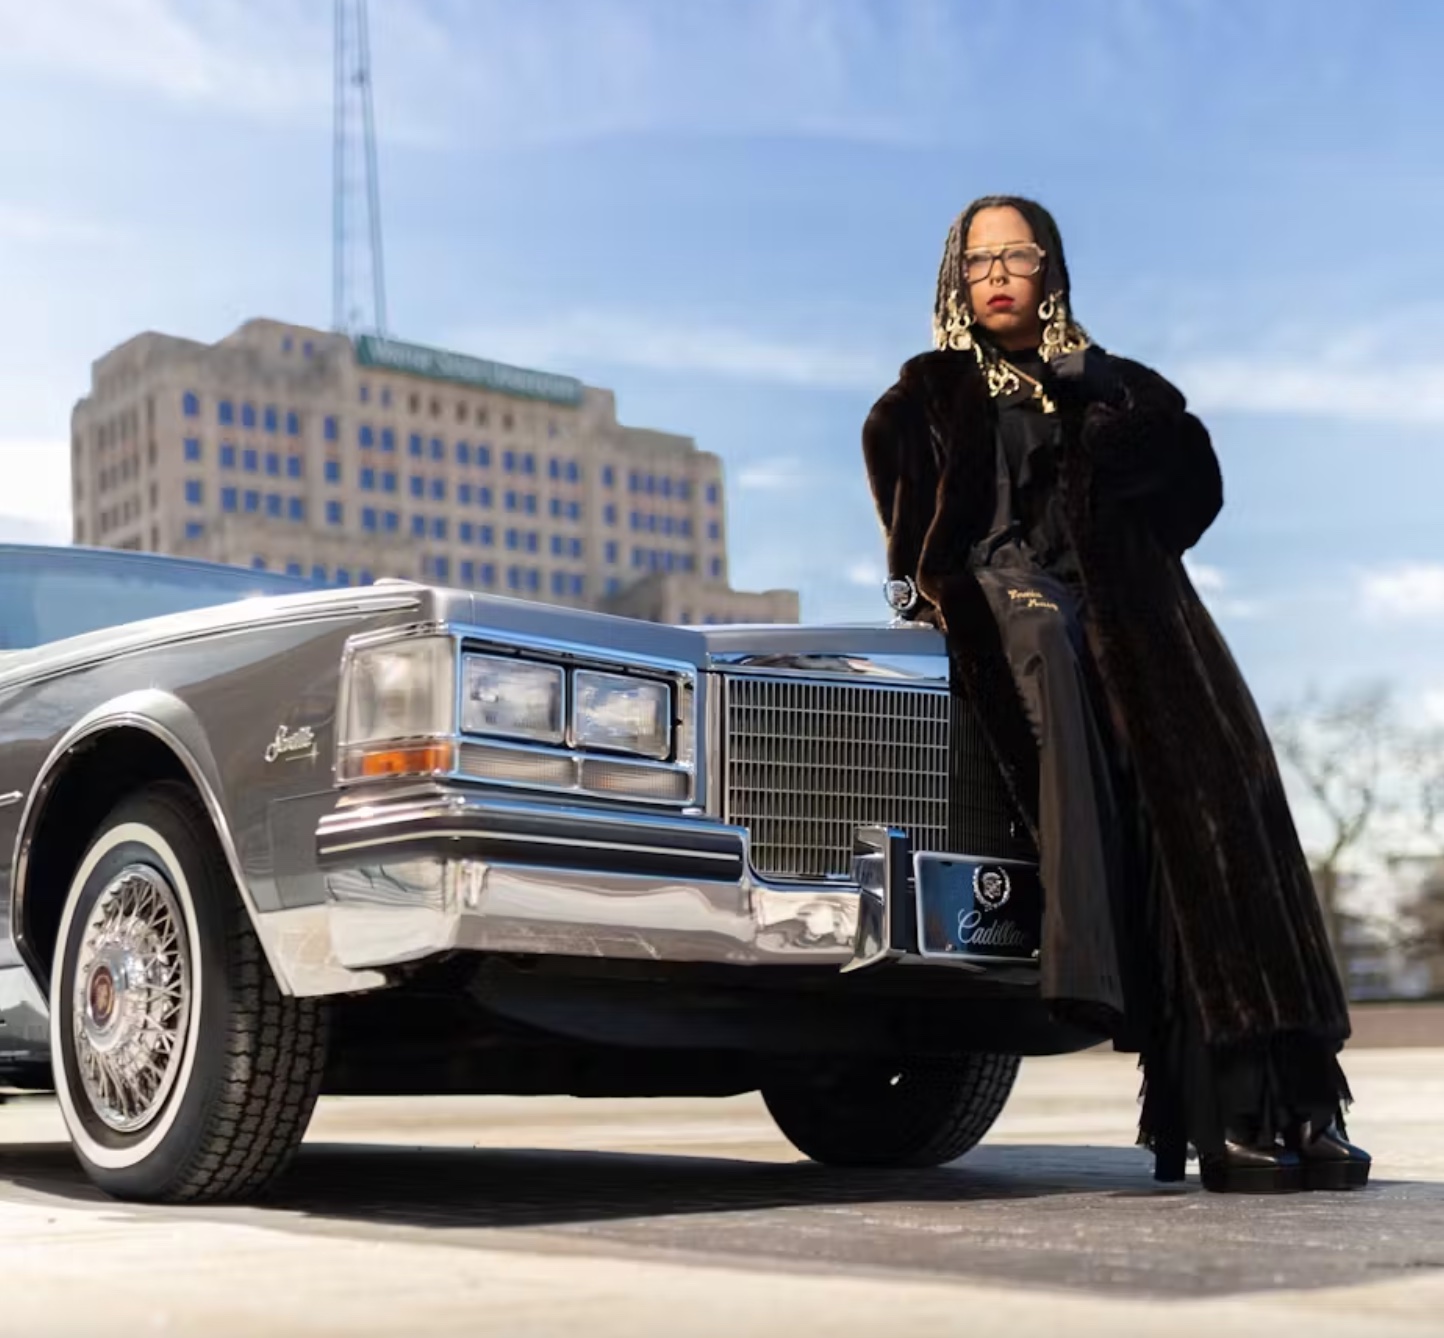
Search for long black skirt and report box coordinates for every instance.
[973,548,1350,1178]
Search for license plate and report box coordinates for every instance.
[914,852,1041,962]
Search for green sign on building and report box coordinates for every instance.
[354,335,584,407]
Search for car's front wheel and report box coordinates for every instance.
[762,1053,1021,1168]
[49,781,327,1202]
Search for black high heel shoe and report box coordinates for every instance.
[1287,1121,1372,1190]
[1199,1137,1304,1193]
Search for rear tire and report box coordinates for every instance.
[49,782,327,1202]
[762,1053,1020,1168]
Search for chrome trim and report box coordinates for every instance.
[0,592,422,697]
[0,791,21,808]
[456,623,698,679]
[11,697,380,999]
[707,651,949,683]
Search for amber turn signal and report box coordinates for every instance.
[352,743,455,778]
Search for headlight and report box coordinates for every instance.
[573,669,671,759]
[461,653,565,744]
[338,635,456,780]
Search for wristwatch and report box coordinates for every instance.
[883,575,920,615]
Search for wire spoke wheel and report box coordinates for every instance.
[70,863,192,1134]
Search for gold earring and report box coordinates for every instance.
[932,290,975,351]
[1038,290,1090,361]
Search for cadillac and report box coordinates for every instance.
[0,543,1092,1203]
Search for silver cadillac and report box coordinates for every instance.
[0,543,1087,1203]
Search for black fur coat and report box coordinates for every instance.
[862,349,1350,1049]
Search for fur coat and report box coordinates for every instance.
[862,349,1350,1049]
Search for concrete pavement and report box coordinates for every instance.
[0,1047,1439,1336]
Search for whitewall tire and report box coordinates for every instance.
[49,782,327,1202]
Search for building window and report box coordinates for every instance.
[680,518,692,537]
[360,467,376,491]
[523,493,537,515]
[409,475,423,498]
[662,516,674,537]
[602,465,615,488]
[324,415,338,442]
[643,474,655,495]
[461,559,475,585]
[286,455,302,478]
[526,568,539,592]
[706,483,719,505]
[382,470,397,493]
[550,535,563,557]
[286,561,303,578]
[264,406,279,433]
[282,335,294,354]
[243,448,258,473]
[503,450,515,473]
[548,458,560,481]
[505,529,518,550]
[359,425,374,448]
[362,506,378,532]
[507,566,521,591]
[184,520,204,541]
[183,437,201,462]
[551,571,565,596]
[185,480,203,505]
[218,400,235,426]
[303,341,315,358]
[431,517,447,539]
[244,490,260,513]
[660,478,672,499]
[629,511,640,531]
[408,433,422,457]
[708,520,721,541]
[182,392,200,418]
[288,497,305,522]
[221,487,238,512]
[286,411,301,436]
[265,452,280,476]
[566,461,580,484]
[504,491,517,512]
[632,547,644,569]
[326,500,343,526]
[567,501,581,522]
[252,556,267,570]
[381,387,392,408]
[359,383,370,404]
[242,403,257,429]
[458,483,473,505]
[381,428,395,453]
[476,444,491,468]
[480,563,495,586]
[549,498,562,519]
[479,486,493,508]
[525,531,538,553]
[311,564,327,582]
[460,521,474,543]
[220,443,236,469]
[430,437,443,461]
[266,493,282,517]
[522,453,535,475]
[411,514,425,538]
[325,459,341,484]
[479,524,494,546]
[710,556,723,579]
[605,577,621,596]
[384,510,399,532]
[430,478,445,501]
[337,567,352,585]
[604,504,617,526]
[569,574,583,597]
[605,540,618,565]
[456,441,470,465]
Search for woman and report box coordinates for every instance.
[862,195,1371,1193]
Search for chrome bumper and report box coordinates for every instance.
[309,789,1040,983]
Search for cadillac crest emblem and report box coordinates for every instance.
[972,864,1012,912]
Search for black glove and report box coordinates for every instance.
[1039,346,1127,409]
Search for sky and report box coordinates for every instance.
[0,0,1442,728]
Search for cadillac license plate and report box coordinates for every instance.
[913,853,1041,962]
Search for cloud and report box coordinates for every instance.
[0,0,328,119]
[0,204,118,246]
[454,311,892,391]
[846,559,884,588]
[0,441,72,540]
[1358,562,1444,621]
[1180,355,1444,425]
[1183,557,1264,620]
[735,457,817,492]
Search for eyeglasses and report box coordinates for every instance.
[962,243,1045,282]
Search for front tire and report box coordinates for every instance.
[762,1053,1020,1168]
[49,782,327,1202]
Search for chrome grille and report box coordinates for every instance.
[722,675,1028,883]
[723,675,1028,881]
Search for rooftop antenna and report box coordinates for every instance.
[332,0,388,336]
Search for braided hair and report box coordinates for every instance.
[933,194,1073,352]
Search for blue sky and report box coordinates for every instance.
[1,0,1443,719]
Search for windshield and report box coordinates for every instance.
[0,546,316,651]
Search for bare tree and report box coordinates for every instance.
[1271,682,1396,956]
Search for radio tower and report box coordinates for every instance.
[332,0,388,336]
